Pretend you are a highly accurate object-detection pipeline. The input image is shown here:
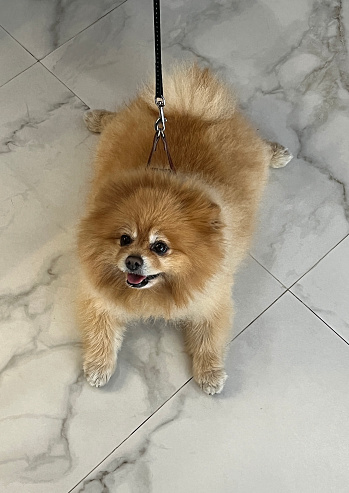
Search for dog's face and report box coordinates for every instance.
[78,171,225,307]
[112,224,186,290]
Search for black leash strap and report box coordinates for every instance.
[153,0,163,102]
[147,0,176,173]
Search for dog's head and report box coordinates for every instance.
[78,171,225,308]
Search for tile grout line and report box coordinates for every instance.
[231,290,287,343]
[0,56,90,110]
[0,61,38,89]
[39,61,90,108]
[0,24,37,58]
[289,290,349,347]
[250,230,349,293]
[248,252,288,288]
[249,242,349,347]
[253,237,349,346]
[287,232,349,290]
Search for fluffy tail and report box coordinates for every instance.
[143,64,237,121]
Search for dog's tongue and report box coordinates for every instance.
[127,273,146,285]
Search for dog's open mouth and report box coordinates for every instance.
[126,273,160,288]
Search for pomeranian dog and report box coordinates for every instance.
[78,65,292,395]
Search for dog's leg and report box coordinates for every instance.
[84,109,116,133]
[79,295,126,387]
[267,141,293,168]
[184,301,233,395]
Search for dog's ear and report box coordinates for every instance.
[208,202,224,231]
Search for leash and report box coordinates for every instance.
[147,0,176,173]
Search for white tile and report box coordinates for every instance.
[0,26,35,87]
[292,235,349,342]
[71,293,349,493]
[0,0,125,59]
[43,0,349,287]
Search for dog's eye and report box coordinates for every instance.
[151,241,168,255]
[120,234,132,246]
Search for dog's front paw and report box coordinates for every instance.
[83,360,115,388]
[195,368,228,395]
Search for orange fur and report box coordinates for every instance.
[78,65,292,394]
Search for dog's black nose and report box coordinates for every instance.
[125,256,143,272]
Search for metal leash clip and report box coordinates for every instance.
[155,96,166,133]
[147,96,176,172]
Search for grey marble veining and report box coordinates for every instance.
[0,0,349,491]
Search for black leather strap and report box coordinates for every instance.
[153,0,163,101]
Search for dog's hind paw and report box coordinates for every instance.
[268,142,293,168]
[84,110,114,133]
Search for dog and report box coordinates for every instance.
[77,65,292,395]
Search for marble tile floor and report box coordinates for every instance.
[0,0,348,491]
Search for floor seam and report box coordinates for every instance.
[287,232,349,290]
[289,290,349,347]
[0,24,37,58]
[248,253,287,288]
[231,290,288,343]
[39,61,89,107]
[0,61,38,89]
